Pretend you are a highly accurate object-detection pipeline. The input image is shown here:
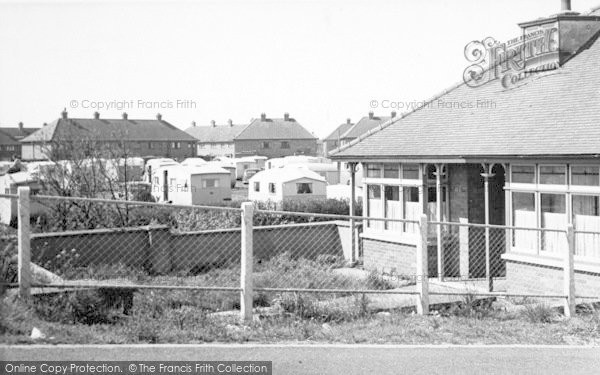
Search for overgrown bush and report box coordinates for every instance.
[31,198,362,233]
[521,303,558,323]
[34,290,122,325]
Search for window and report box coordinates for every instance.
[148,142,154,149]
[153,177,159,184]
[253,182,260,192]
[262,142,270,149]
[367,185,382,230]
[403,186,420,233]
[540,166,566,185]
[571,166,599,186]
[383,164,399,179]
[268,183,276,194]
[281,141,290,149]
[366,164,382,178]
[296,183,313,194]
[6,145,15,151]
[541,193,567,253]
[402,164,420,180]
[573,195,600,257]
[203,178,219,188]
[384,186,401,230]
[512,165,535,183]
[512,192,537,251]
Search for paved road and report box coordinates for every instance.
[1,344,599,375]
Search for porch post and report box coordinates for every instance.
[348,162,358,262]
[481,164,495,292]
[504,163,512,255]
[435,164,443,281]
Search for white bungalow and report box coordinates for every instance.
[248,166,326,203]
[150,164,232,205]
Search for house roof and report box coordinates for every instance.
[250,165,326,184]
[184,123,247,143]
[21,117,196,143]
[324,121,354,141]
[235,116,317,140]
[340,115,391,140]
[0,127,40,145]
[331,27,600,160]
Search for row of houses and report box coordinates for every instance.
[0,110,397,163]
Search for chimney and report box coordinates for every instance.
[391,111,397,118]
[346,118,351,125]
[156,113,162,121]
[93,112,100,119]
[517,2,600,71]
[18,122,24,132]
[122,112,128,120]
[368,111,374,119]
[192,121,196,127]
[211,120,216,127]
[228,119,233,127]
[61,108,68,119]
[284,112,290,121]
[260,113,266,121]
[43,122,47,127]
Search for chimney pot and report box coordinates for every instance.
[122,112,128,120]
[93,112,100,119]
[192,121,196,127]
[61,108,68,119]
[284,112,290,121]
[368,111,374,119]
[211,120,216,127]
[260,113,266,121]
[228,119,233,127]
[561,0,571,11]
[391,111,397,118]
[18,122,24,131]
[346,118,351,125]
[156,113,162,121]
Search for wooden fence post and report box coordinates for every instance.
[18,186,31,299]
[240,202,254,322]
[564,224,576,318]
[416,214,429,315]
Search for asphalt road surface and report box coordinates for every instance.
[2,344,600,375]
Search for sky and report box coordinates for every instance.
[1,0,599,138]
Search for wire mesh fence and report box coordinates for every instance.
[5,188,600,320]
[27,195,243,290]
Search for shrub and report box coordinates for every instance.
[34,290,121,325]
[0,235,18,290]
[521,303,558,323]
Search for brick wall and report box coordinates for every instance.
[506,260,600,297]
[234,139,317,158]
[362,237,438,277]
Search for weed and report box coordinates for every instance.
[521,303,558,323]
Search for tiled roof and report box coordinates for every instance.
[341,115,391,140]
[0,127,39,142]
[21,117,196,143]
[185,123,247,143]
[331,31,600,160]
[235,116,317,140]
[324,121,354,141]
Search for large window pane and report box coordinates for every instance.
[539,166,566,185]
[402,164,419,180]
[571,166,599,186]
[366,164,382,178]
[512,165,535,184]
[367,185,382,231]
[512,192,537,251]
[541,193,567,253]
[403,186,420,233]
[384,186,401,231]
[383,164,399,179]
[573,195,600,258]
